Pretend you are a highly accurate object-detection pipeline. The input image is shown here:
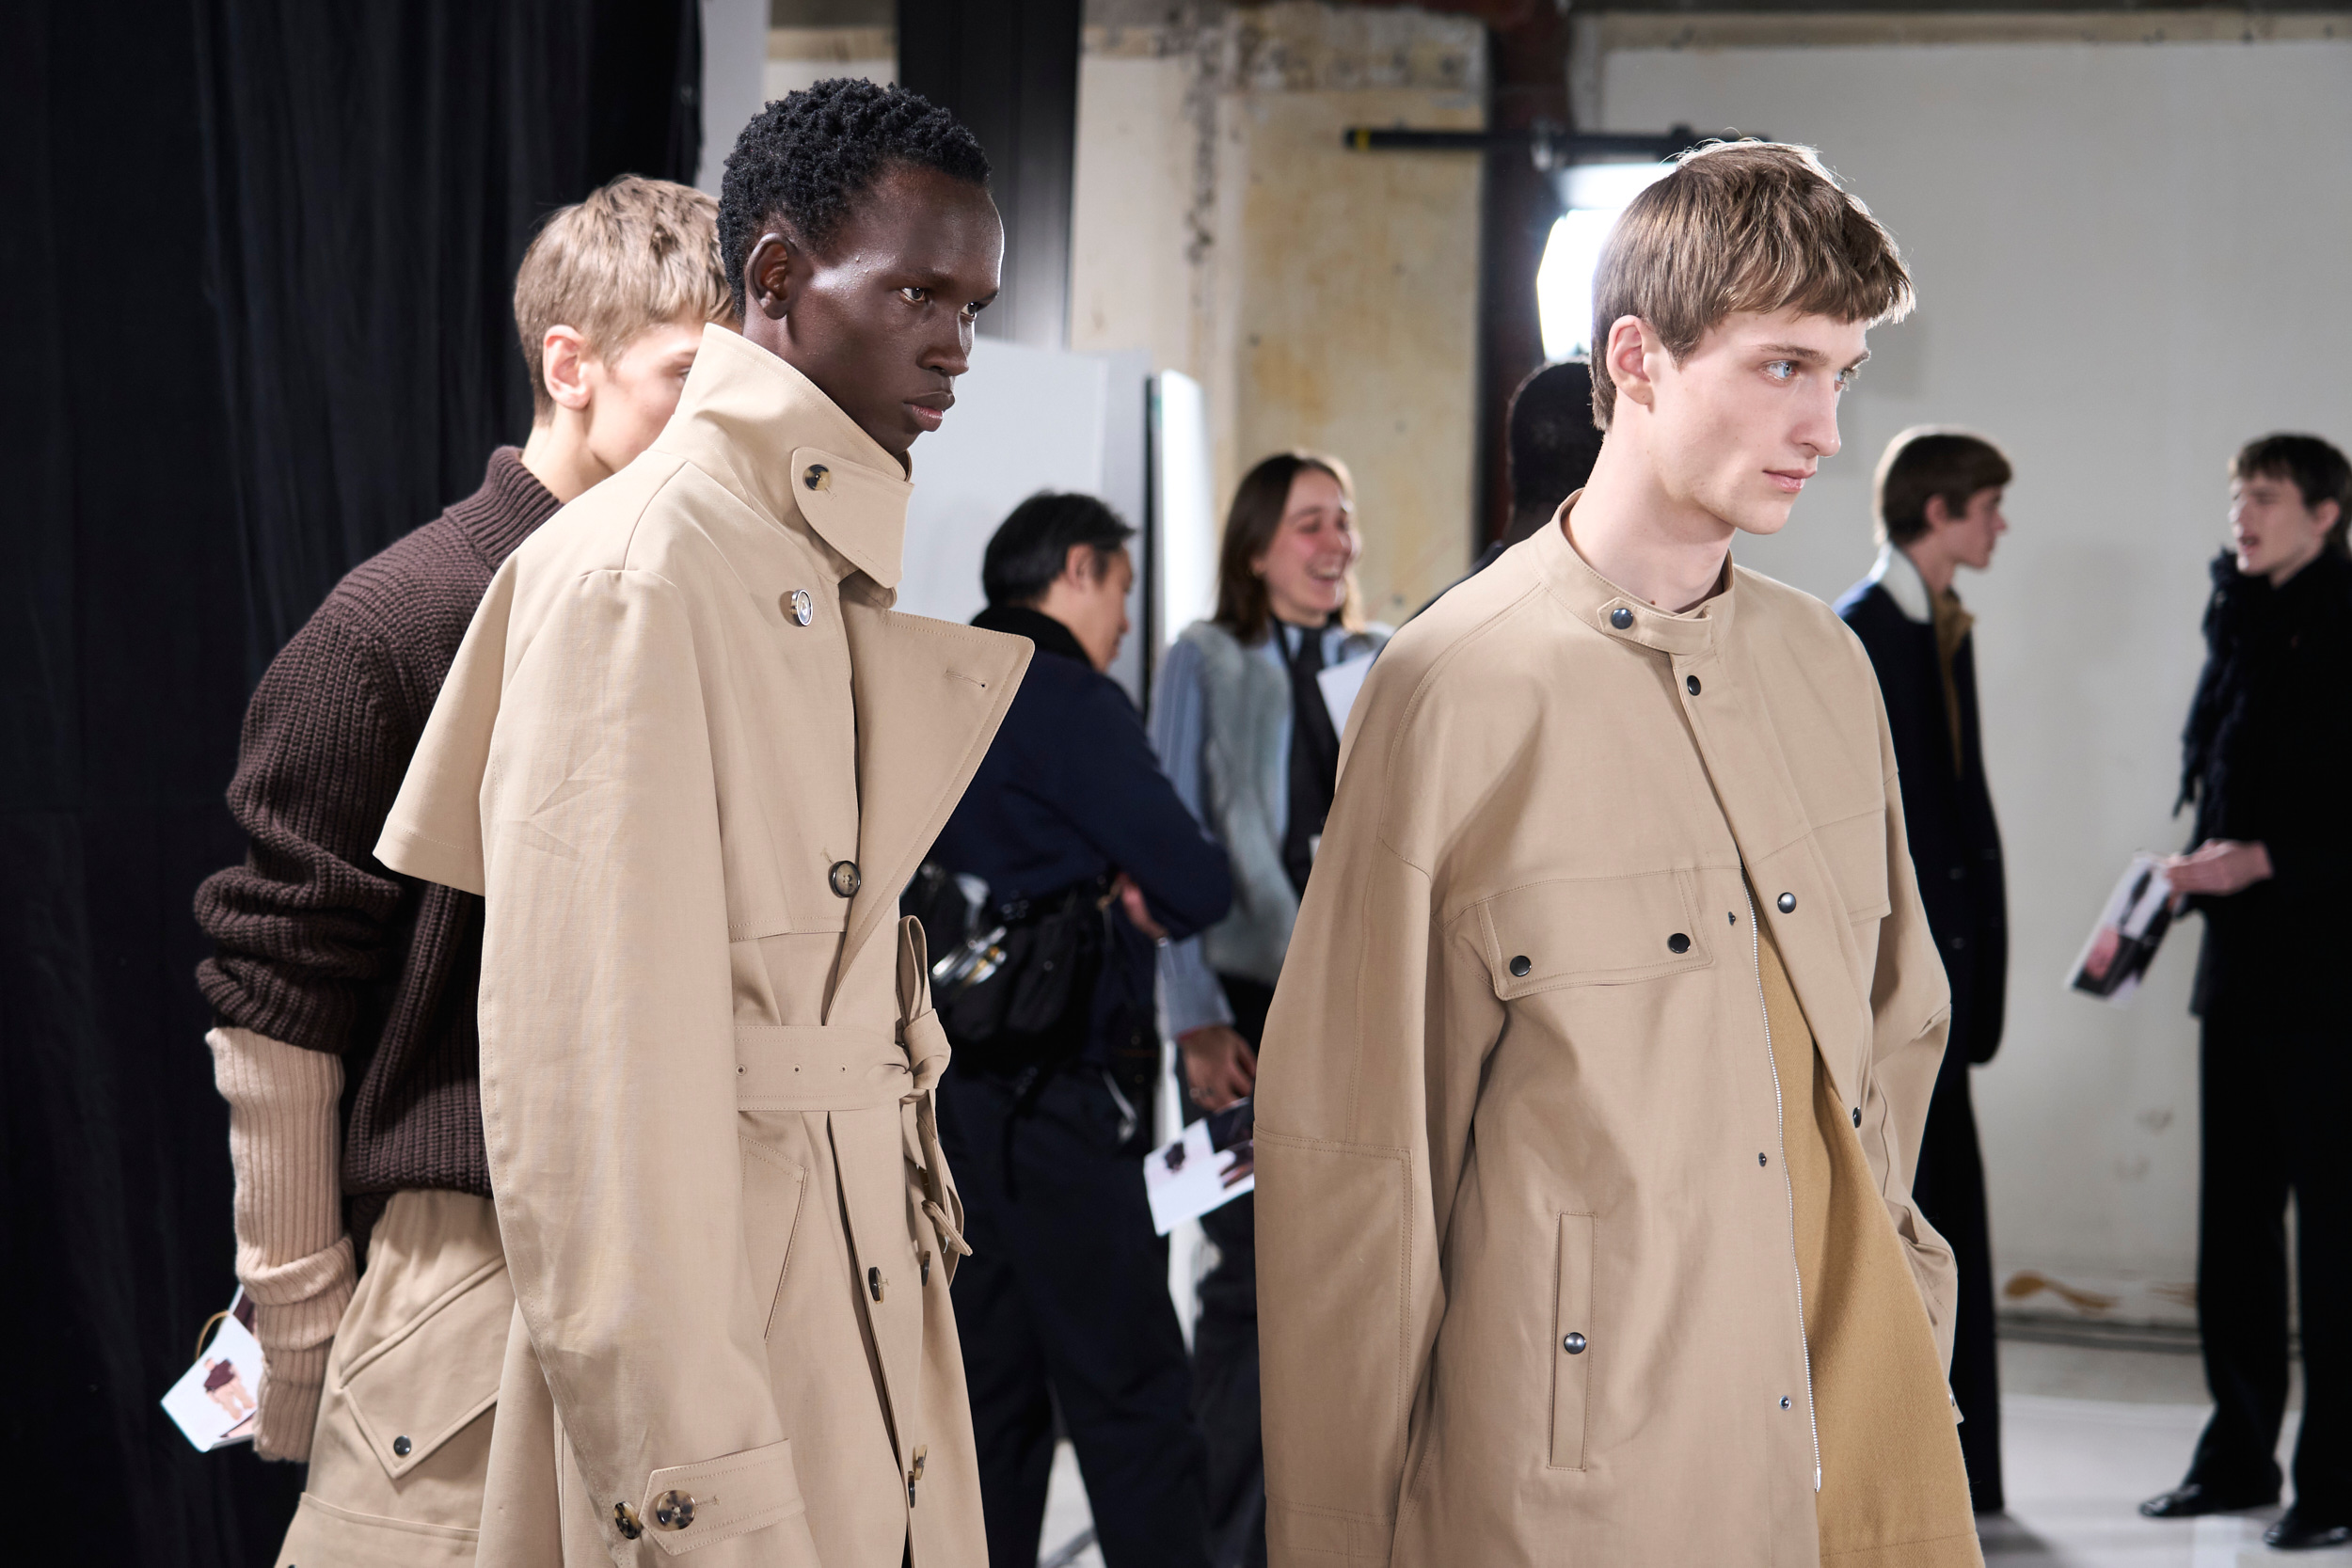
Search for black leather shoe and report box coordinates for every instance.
[2265,1509,2352,1551]
[2137,1481,2280,1518]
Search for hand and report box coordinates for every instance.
[2082,925,2122,981]
[1112,874,1168,941]
[2162,839,2273,901]
[1180,1024,1257,1111]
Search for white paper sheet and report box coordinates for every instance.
[161,1292,262,1451]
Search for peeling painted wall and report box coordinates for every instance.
[1072,1,1486,626]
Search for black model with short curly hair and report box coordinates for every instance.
[717,78,991,318]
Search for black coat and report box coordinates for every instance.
[928,606,1234,1067]
[1836,574,2010,1067]
[2179,548,2352,1021]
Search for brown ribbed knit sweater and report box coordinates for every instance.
[196,449,559,1223]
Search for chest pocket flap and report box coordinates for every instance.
[1477,869,1712,998]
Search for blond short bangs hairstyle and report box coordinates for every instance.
[514,174,737,420]
[1588,141,1914,429]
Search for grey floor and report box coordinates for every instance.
[1033,1324,2343,1566]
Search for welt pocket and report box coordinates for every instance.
[339,1255,512,1480]
[1476,869,1713,996]
[1549,1212,1597,1471]
[741,1135,808,1341]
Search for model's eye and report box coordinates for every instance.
[1763,360,1798,383]
[899,286,929,305]
[1834,366,1858,391]
[959,300,983,322]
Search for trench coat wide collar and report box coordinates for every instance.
[655,324,1032,1003]
[654,324,913,592]
[1533,490,1737,657]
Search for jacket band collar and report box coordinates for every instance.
[653,324,914,590]
[1867,542,1935,625]
[1534,491,1730,657]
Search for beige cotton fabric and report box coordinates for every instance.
[209,1024,357,1463]
[1755,925,1981,1568]
[1254,504,1961,1568]
[376,324,1029,1568]
[276,1190,513,1567]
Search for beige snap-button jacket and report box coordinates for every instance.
[1254,513,1957,1567]
[378,325,1030,1567]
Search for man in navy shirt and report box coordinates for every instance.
[925,492,1232,1568]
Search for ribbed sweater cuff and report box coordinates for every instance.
[209,1027,357,1463]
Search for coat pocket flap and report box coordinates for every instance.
[638,1437,809,1556]
[1478,870,1711,995]
[341,1254,512,1480]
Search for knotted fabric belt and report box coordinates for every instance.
[732,918,970,1271]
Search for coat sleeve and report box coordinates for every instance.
[1253,666,1471,1568]
[1149,637,1236,1034]
[1854,700,1962,1372]
[384,564,803,1561]
[1044,681,1232,939]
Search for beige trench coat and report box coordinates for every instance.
[377,325,1029,1568]
[1254,515,1957,1567]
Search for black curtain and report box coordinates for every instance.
[0,4,696,1563]
[898,0,1081,350]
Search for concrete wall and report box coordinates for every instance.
[1592,13,2352,1323]
[1072,2,1487,626]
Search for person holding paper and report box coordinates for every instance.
[917,491,1231,1568]
[1150,451,1392,1567]
[2141,434,2352,1552]
[192,175,732,1563]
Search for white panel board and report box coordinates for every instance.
[898,339,1113,629]
[1153,371,1217,646]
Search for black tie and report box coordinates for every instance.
[1282,624,1342,895]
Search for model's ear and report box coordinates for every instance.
[2317,497,2343,534]
[541,325,593,414]
[1923,492,1955,531]
[744,232,797,320]
[1605,316,1658,412]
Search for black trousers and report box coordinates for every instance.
[2186,1011,2352,1518]
[1192,975,1275,1568]
[1910,1050,2003,1513]
[939,1062,1210,1568]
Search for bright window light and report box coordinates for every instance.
[1534,161,1673,362]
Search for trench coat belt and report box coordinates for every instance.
[731,921,972,1272]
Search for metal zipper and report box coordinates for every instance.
[1744,885,1822,1494]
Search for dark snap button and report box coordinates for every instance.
[392,1434,411,1457]
[1686,674,1701,695]
[1852,1106,1862,1128]
[1667,932,1691,954]
[1776,892,1797,914]
[1780,1396,1793,1410]
[803,463,832,491]
[1609,607,1634,629]
[1509,955,1531,978]
[1758,1151,1768,1166]
[829,860,862,898]
[1563,1332,1587,1354]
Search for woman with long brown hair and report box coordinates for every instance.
[1147,451,1391,1568]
